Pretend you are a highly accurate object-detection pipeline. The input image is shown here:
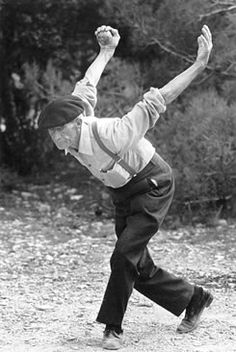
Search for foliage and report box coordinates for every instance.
[152,89,236,217]
[0,0,236,216]
[0,0,104,174]
[96,57,143,117]
[105,0,236,85]
[1,60,74,174]
[0,165,20,192]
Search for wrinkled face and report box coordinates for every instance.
[48,119,80,150]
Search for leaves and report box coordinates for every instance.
[154,88,236,211]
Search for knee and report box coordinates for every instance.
[110,239,141,275]
[110,248,127,269]
[110,246,138,276]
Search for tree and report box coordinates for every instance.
[0,0,105,173]
[0,0,235,217]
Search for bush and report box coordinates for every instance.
[0,165,21,192]
[153,89,236,217]
[96,57,143,117]
[0,60,75,175]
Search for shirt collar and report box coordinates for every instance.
[67,116,95,156]
[78,119,93,155]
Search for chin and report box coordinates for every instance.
[56,144,67,150]
[55,140,70,150]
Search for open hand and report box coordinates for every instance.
[196,25,213,68]
[95,25,120,50]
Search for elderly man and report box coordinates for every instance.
[38,25,213,350]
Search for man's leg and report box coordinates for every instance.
[96,210,153,326]
[135,247,193,316]
[113,200,194,317]
[96,183,193,326]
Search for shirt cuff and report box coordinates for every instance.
[72,77,97,110]
[143,87,166,114]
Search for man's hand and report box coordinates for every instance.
[196,25,213,68]
[159,24,213,105]
[95,25,120,50]
[83,26,119,86]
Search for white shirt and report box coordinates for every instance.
[69,78,167,188]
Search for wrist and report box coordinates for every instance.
[99,47,116,56]
[194,59,207,71]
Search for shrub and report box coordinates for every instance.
[1,60,75,175]
[96,57,143,117]
[153,89,236,217]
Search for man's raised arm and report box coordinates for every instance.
[159,25,213,105]
[84,25,120,87]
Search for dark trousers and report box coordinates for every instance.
[96,154,194,326]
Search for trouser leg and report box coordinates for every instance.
[96,181,193,326]
[96,211,157,326]
[134,247,194,316]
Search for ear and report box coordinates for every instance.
[75,116,82,126]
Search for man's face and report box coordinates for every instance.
[48,120,79,150]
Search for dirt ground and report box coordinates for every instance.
[0,178,235,352]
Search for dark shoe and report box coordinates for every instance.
[102,328,123,350]
[176,286,213,334]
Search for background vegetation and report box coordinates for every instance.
[0,0,236,219]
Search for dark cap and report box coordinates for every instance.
[38,95,84,129]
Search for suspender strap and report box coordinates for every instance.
[91,121,137,177]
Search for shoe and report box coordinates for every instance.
[176,286,213,334]
[102,328,123,350]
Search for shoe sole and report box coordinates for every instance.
[103,345,121,350]
[177,292,214,334]
[103,342,123,350]
[102,336,123,350]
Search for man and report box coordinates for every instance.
[38,25,213,350]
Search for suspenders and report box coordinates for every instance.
[91,121,137,178]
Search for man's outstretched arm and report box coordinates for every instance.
[159,25,213,105]
[84,25,120,87]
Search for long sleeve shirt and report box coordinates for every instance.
[68,78,168,188]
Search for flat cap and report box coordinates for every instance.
[38,95,84,129]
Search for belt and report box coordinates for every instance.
[131,153,161,183]
[107,153,173,202]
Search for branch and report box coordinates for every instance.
[149,38,236,80]
[193,71,215,86]
[103,91,126,98]
[222,62,236,74]
[150,38,194,65]
[184,195,232,205]
[210,1,236,7]
[199,5,236,20]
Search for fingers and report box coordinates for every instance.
[95,25,119,37]
[95,25,108,36]
[198,35,208,49]
[107,27,119,37]
[196,24,213,66]
[201,24,213,47]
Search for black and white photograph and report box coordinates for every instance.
[0,0,235,351]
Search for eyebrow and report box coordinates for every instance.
[50,126,63,132]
